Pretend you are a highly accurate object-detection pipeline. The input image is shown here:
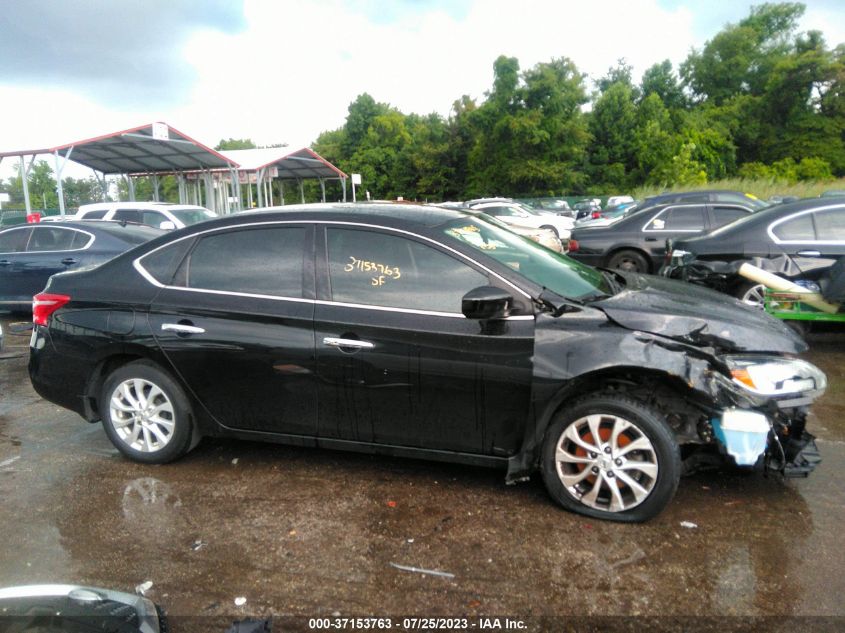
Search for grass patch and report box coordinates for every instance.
[630,178,845,202]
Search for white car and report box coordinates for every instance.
[469,202,573,241]
[75,202,216,230]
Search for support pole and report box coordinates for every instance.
[203,171,214,212]
[268,177,274,207]
[299,179,305,204]
[93,170,109,201]
[127,175,136,201]
[151,174,160,202]
[280,180,285,206]
[177,173,186,204]
[256,168,265,208]
[19,156,33,213]
[319,178,326,203]
[342,177,347,202]
[53,147,73,215]
[247,177,253,209]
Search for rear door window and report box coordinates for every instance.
[326,227,487,313]
[646,205,706,231]
[114,209,142,223]
[0,228,31,253]
[80,210,107,220]
[812,208,845,241]
[140,211,170,228]
[182,226,306,298]
[26,227,80,252]
[711,205,750,228]
[772,214,816,241]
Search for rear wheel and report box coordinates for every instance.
[100,360,196,463]
[542,394,681,522]
[607,249,649,274]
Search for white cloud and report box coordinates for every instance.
[1,0,843,182]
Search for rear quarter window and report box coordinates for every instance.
[772,214,815,241]
[0,227,32,253]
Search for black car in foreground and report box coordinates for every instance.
[29,204,826,522]
[569,200,755,273]
[664,197,845,307]
[0,220,163,311]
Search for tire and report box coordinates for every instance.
[541,225,560,239]
[541,394,681,522]
[734,281,767,309]
[100,360,197,464]
[607,249,649,274]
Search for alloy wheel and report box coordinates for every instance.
[554,413,659,512]
[109,378,176,452]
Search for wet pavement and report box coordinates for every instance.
[1,314,845,631]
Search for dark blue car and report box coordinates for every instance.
[0,220,163,311]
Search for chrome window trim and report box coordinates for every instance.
[25,226,95,253]
[0,226,95,255]
[133,219,533,310]
[768,204,845,245]
[0,226,33,254]
[641,204,707,233]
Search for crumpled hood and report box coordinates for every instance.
[592,273,806,353]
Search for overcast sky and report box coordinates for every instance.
[1,0,844,179]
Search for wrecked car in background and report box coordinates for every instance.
[663,198,845,308]
[29,204,825,522]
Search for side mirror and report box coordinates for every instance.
[462,286,512,320]
[158,221,177,230]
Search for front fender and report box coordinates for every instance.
[506,310,744,483]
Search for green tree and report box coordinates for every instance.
[215,138,257,150]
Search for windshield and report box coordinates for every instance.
[168,208,217,225]
[440,216,610,300]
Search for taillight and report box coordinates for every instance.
[568,239,579,253]
[33,293,71,326]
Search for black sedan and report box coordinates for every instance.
[569,201,754,273]
[664,197,845,307]
[0,220,163,311]
[29,204,826,522]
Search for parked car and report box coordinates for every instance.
[663,198,845,307]
[638,189,768,211]
[569,201,755,273]
[522,198,574,218]
[820,190,845,198]
[0,221,163,311]
[606,195,634,208]
[75,202,216,230]
[30,203,825,522]
[0,584,165,633]
[573,200,603,221]
[468,201,574,240]
[575,201,640,228]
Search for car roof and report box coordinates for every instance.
[234,203,478,229]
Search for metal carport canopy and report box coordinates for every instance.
[218,147,348,207]
[0,122,238,214]
[219,147,347,180]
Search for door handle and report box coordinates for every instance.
[797,250,821,257]
[61,258,78,265]
[0,260,10,266]
[323,337,374,350]
[162,323,205,334]
[644,238,658,242]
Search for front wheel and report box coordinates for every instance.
[100,360,197,463]
[541,394,681,522]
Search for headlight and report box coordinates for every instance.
[725,355,827,397]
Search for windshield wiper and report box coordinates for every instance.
[599,268,626,294]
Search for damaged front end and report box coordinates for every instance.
[706,356,825,477]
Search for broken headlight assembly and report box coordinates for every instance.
[724,355,827,398]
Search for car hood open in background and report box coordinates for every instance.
[592,273,806,353]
